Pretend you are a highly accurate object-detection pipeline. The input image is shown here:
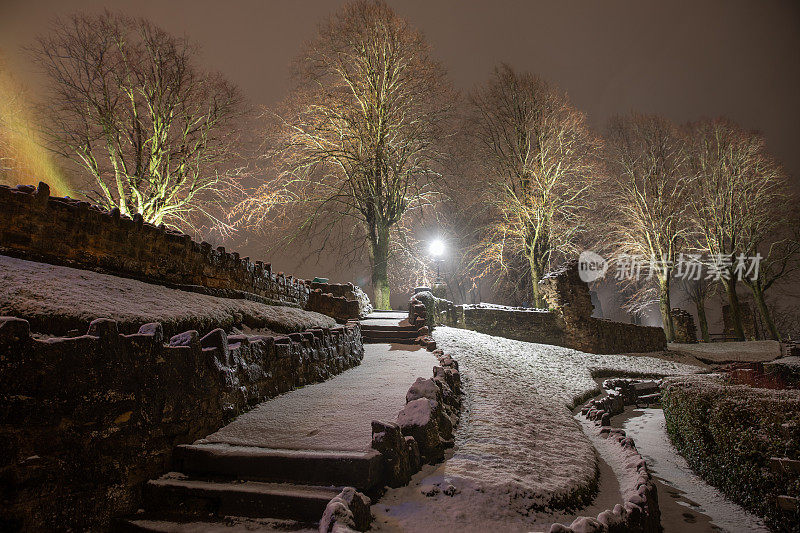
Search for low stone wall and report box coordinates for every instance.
[549,426,661,533]
[547,381,666,532]
[0,315,363,532]
[433,302,566,347]
[409,261,666,355]
[370,346,461,488]
[662,375,800,532]
[0,182,309,307]
[308,282,372,321]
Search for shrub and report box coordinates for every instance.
[662,375,800,532]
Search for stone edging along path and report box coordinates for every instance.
[546,380,663,533]
[321,304,462,533]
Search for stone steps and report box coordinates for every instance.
[141,474,341,522]
[360,312,418,345]
[118,516,315,532]
[117,442,383,531]
[173,444,384,491]
[360,324,417,332]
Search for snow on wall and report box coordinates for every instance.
[0,254,336,337]
[411,262,667,355]
[0,315,363,531]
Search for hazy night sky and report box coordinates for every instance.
[2,0,799,308]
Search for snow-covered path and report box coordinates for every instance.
[372,327,702,532]
[202,343,438,451]
[622,408,768,532]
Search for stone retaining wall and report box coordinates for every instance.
[0,182,312,306]
[0,315,363,532]
[409,261,666,355]
[308,282,372,321]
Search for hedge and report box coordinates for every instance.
[662,375,800,532]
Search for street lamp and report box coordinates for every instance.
[429,238,445,294]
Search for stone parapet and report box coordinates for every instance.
[410,262,667,355]
[0,315,363,531]
[671,308,698,343]
[0,182,309,308]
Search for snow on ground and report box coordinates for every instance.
[0,254,335,336]
[668,340,783,363]
[462,302,550,313]
[372,327,703,532]
[622,408,768,532]
[202,344,438,451]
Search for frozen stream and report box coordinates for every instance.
[619,407,768,532]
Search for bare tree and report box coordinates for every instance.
[741,213,800,340]
[679,277,717,342]
[467,64,600,307]
[772,302,800,342]
[233,0,453,309]
[686,118,789,340]
[32,12,246,231]
[602,113,690,341]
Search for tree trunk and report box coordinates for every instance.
[695,299,710,343]
[750,284,779,341]
[658,276,675,342]
[528,255,545,308]
[721,277,745,340]
[369,223,391,310]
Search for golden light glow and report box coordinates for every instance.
[0,54,70,195]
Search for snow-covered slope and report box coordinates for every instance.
[372,327,702,532]
[0,254,335,336]
[668,340,782,363]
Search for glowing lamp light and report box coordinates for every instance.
[429,239,445,258]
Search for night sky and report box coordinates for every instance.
[2,0,799,307]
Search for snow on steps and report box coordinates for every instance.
[360,311,418,345]
[173,444,384,491]
[118,444,381,531]
[141,474,340,522]
[119,516,315,532]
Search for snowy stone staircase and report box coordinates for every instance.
[360,311,418,344]
[117,443,384,531]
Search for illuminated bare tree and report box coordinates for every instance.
[32,12,246,230]
[467,65,600,308]
[686,118,788,340]
[234,0,453,309]
[0,70,16,175]
[602,113,690,341]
